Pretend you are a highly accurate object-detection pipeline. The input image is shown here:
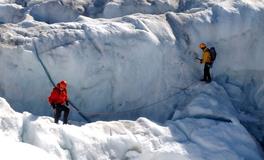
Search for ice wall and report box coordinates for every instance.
[0,4,25,23]
[0,0,263,123]
[14,0,180,19]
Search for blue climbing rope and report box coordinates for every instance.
[32,40,91,123]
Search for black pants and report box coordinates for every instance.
[204,63,211,82]
[54,104,70,124]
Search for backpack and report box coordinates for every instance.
[209,47,217,63]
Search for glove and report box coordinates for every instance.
[200,59,203,64]
[66,100,69,106]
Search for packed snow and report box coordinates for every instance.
[0,0,264,159]
[0,95,263,160]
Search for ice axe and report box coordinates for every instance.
[189,51,201,63]
[195,57,202,63]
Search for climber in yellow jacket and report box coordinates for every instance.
[199,43,212,83]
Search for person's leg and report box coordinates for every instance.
[61,105,70,124]
[207,67,211,82]
[201,64,207,81]
[54,106,62,124]
[205,64,211,82]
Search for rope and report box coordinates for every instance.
[32,40,56,87]
[32,37,198,122]
[68,101,92,123]
[83,46,199,118]
[32,40,91,123]
[85,81,198,117]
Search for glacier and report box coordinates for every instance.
[0,0,264,159]
[0,89,262,160]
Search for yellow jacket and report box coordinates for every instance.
[202,48,211,64]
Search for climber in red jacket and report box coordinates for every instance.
[48,80,70,124]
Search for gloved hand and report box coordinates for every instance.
[66,100,69,106]
[200,59,203,64]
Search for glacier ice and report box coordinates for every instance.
[0,4,26,23]
[0,0,263,122]
[0,0,264,159]
[0,97,263,160]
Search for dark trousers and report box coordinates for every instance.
[204,63,211,82]
[54,104,70,124]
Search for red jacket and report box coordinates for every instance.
[48,87,68,105]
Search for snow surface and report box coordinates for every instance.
[0,0,264,159]
[0,96,263,160]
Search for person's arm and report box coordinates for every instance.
[48,88,58,107]
[201,51,206,64]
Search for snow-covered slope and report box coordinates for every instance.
[0,93,263,160]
